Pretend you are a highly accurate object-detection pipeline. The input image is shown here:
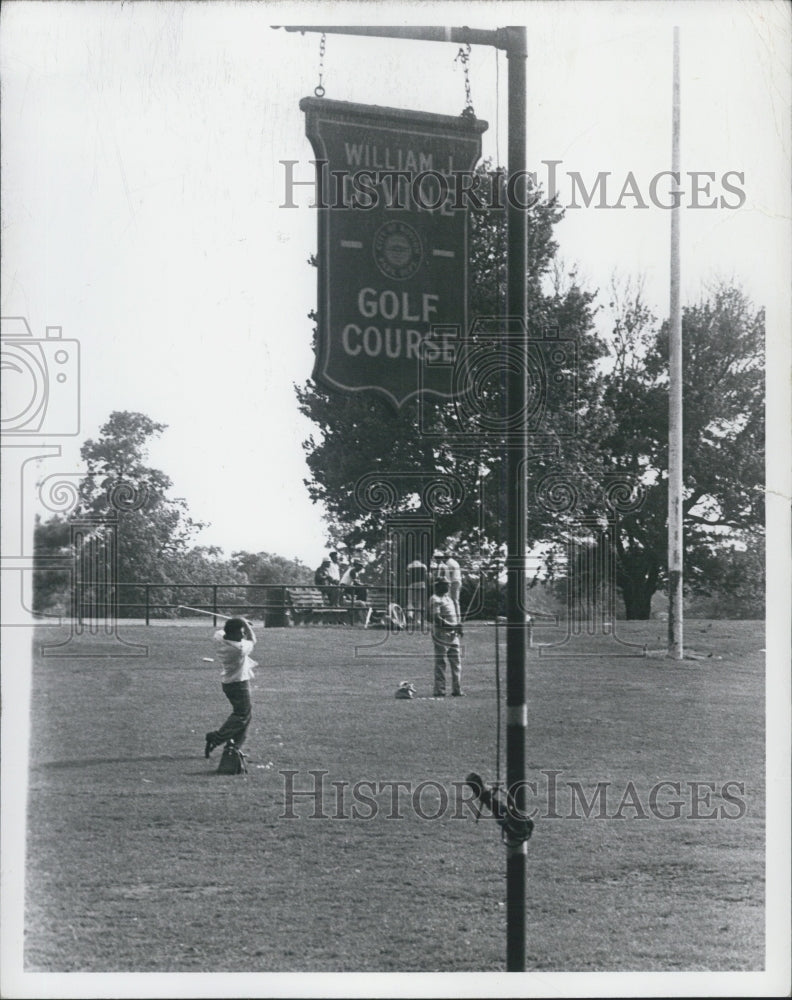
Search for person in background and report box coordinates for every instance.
[340,560,367,602]
[428,579,464,697]
[406,557,428,628]
[433,548,462,620]
[314,557,333,587]
[441,549,463,621]
[326,550,342,606]
[340,560,368,624]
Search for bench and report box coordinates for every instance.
[363,586,406,630]
[285,587,349,626]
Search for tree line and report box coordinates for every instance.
[33,412,313,618]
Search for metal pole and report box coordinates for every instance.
[277,21,530,969]
[505,25,528,973]
[668,27,683,659]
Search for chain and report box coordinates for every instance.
[315,33,326,98]
[455,43,475,119]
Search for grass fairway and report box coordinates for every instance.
[24,619,764,973]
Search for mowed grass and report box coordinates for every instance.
[24,619,765,972]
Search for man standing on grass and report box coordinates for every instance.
[428,579,464,698]
[204,617,257,758]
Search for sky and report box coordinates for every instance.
[1,0,790,569]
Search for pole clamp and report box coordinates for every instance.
[465,771,534,846]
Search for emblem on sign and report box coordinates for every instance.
[373,221,423,281]
[300,98,487,408]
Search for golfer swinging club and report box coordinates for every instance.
[204,616,257,758]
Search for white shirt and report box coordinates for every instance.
[213,630,257,683]
[444,557,462,584]
[326,560,341,583]
[429,593,459,634]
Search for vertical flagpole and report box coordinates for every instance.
[505,24,528,972]
[668,26,683,659]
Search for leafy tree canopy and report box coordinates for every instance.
[231,551,313,586]
[588,280,765,618]
[75,411,207,584]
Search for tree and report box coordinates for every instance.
[228,550,314,625]
[159,545,249,619]
[75,411,207,585]
[583,281,765,618]
[32,515,73,613]
[33,412,219,615]
[230,551,313,586]
[685,535,764,619]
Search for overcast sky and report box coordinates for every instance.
[2,0,789,567]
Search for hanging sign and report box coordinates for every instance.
[300,98,488,407]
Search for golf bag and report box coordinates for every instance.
[217,741,247,775]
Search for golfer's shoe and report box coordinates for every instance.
[204,732,219,758]
[452,690,467,697]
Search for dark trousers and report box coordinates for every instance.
[213,680,252,748]
[433,634,462,696]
